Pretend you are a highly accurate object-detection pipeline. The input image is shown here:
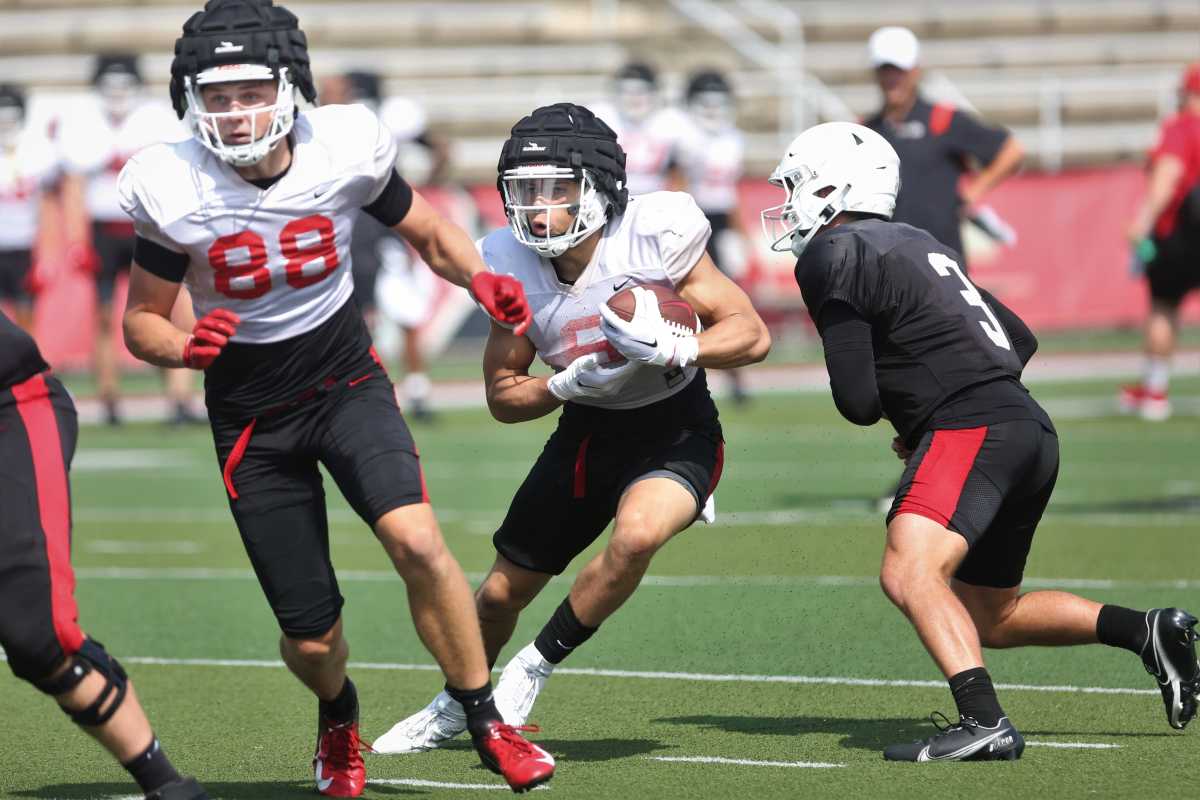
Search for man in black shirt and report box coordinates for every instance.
[0,311,208,800]
[761,121,1199,761]
[862,26,1024,266]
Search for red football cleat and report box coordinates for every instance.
[313,718,370,797]
[474,721,555,793]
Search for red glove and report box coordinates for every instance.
[470,272,531,336]
[66,242,100,276]
[182,308,240,370]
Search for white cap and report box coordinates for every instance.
[868,26,920,70]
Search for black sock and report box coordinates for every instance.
[319,676,358,724]
[1097,605,1148,654]
[533,597,598,665]
[446,681,502,739]
[122,737,182,794]
[949,667,1005,727]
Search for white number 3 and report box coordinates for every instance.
[926,253,1011,350]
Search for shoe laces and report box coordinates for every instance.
[321,720,374,763]
[929,711,977,734]
[488,722,543,757]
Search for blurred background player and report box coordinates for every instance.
[321,69,449,420]
[677,68,751,404]
[57,53,196,426]
[1,308,208,800]
[589,62,685,195]
[862,26,1024,271]
[0,83,57,334]
[1120,61,1200,422]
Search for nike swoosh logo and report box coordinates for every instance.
[555,639,575,650]
[613,278,634,292]
[348,373,373,387]
[629,337,657,347]
[315,759,333,791]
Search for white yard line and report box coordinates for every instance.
[649,755,844,768]
[11,654,1148,697]
[369,778,546,790]
[70,566,1200,591]
[1026,741,1121,750]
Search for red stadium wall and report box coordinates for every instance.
[27,163,1200,370]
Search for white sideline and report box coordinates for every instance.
[1026,741,1121,749]
[650,755,844,768]
[70,565,1200,591]
[26,654,1153,697]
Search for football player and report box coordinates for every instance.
[57,53,196,425]
[1,309,208,800]
[589,62,686,195]
[761,121,1199,761]
[676,69,752,404]
[375,102,770,753]
[118,1,551,795]
[0,83,57,333]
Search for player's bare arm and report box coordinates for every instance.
[675,251,770,368]
[482,321,560,423]
[961,134,1024,208]
[122,266,190,367]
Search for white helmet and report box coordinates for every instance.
[761,122,900,257]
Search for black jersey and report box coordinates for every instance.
[796,219,1050,445]
[203,297,377,419]
[0,309,48,391]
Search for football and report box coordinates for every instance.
[606,282,700,334]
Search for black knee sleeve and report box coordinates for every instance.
[34,638,129,727]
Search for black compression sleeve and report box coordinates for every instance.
[133,236,188,283]
[978,287,1038,366]
[817,301,882,426]
[363,169,415,227]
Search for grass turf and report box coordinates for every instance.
[2,375,1198,799]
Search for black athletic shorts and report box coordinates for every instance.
[887,418,1059,589]
[0,249,34,303]
[1147,224,1200,304]
[210,365,426,638]
[494,371,724,575]
[0,372,84,682]
[92,221,135,305]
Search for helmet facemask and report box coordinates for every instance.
[185,64,296,167]
[501,165,610,258]
[761,167,851,257]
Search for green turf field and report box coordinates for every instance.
[2,376,1198,799]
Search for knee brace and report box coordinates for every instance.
[34,638,129,727]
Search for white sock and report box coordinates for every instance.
[1143,357,1170,394]
[403,372,431,403]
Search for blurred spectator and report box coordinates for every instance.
[57,54,194,425]
[589,62,686,195]
[862,26,1024,270]
[1120,62,1200,422]
[677,68,751,404]
[0,84,57,333]
[320,70,446,420]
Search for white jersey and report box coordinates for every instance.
[676,120,744,214]
[58,97,185,223]
[119,104,398,343]
[0,126,58,250]
[480,191,710,410]
[590,103,687,196]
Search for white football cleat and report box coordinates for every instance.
[494,642,555,726]
[373,690,466,754]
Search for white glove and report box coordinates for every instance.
[547,352,642,402]
[598,286,699,369]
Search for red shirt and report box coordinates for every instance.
[1149,110,1200,238]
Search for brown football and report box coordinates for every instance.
[606,282,700,333]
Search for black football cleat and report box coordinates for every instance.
[145,777,210,800]
[1140,607,1200,730]
[883,713,1024,762]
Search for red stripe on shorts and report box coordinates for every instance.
[11,373,83,656]
[222,418,258,500]
[706,440,725,498]
[895,426,987,527]
[573,435,592,499]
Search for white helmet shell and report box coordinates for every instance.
[761,121,900,256]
